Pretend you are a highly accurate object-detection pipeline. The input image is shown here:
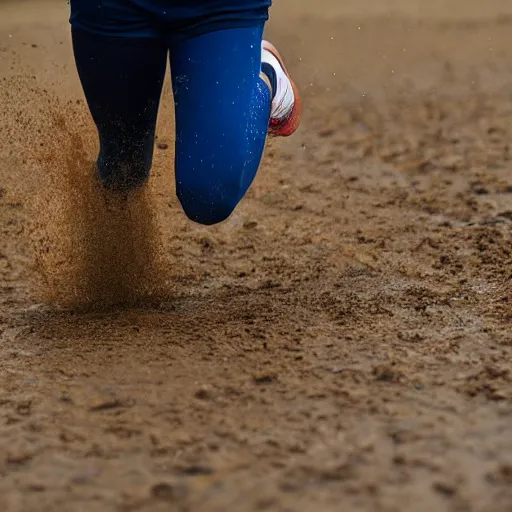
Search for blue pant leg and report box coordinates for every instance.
[71,29,167,191]
[170,25,271,225]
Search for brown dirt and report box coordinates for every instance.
[1,1,512,511]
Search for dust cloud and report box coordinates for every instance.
[1,76,172,309]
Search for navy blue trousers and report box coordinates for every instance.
[71,12,271,225]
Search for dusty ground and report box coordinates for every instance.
[1,1,512,511]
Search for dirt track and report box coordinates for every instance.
[1,1,512,511]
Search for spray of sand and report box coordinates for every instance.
[2,76,173,309]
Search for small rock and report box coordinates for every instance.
[25,481,45,492]
[318,128,335,138]
[253,373,276,384]
[372,364,402,383]
[6,443,36,464]
[194,387,214,400]
[392,454,406,465]
[433,481,457,496]
[498,211,512,220]
[499,463,512,482]
[89,399,123,412]
[175,464,214,476]
[151,482,187,501]
[198,235,215,252]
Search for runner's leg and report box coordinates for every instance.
[169,24,272,225]
[71,29,167,190]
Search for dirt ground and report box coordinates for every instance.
[1,1,512,511]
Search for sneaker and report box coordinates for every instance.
[261,40,302,137]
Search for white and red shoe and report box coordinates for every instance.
[261,40,302,137]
